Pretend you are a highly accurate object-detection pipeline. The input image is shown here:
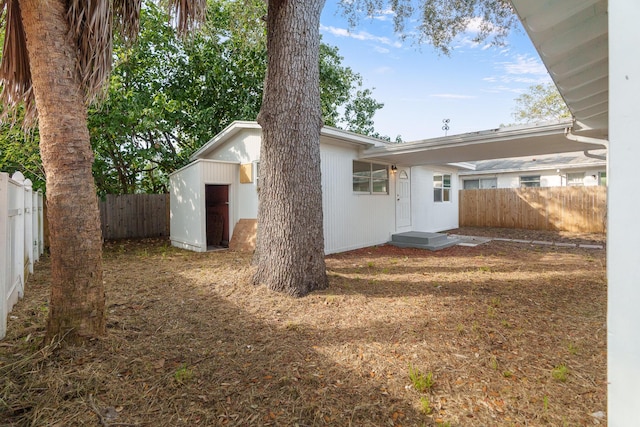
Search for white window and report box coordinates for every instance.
[599,171,607,186]
[353,161,389,194]
[434,174,451,202]
[567,172,584,186]
[520,175,541,188]
[463,178,497,189]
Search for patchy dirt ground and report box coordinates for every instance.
[1,228,607,426]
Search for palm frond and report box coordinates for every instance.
[66,0,114,105]
[113,0,142,42]
[0,0,36,125]
[166,0,207,34]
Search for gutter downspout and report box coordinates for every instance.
[564,126,609,183]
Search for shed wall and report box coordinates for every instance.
[170,162,204,251]
[206,129,261,164]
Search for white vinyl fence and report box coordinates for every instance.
[0,171,44,339]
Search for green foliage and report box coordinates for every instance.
[512,82,571,124]
[552,364,569,382]
[419,396,432,414]
[174,364,194,383]
[0,107,45,191]
[408,364,434,392]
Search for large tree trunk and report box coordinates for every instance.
[254,0,328,296]
[20,0,106,343]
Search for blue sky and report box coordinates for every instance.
[319,2,552,141]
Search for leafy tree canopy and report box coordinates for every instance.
[339,0,517,55]
[511,82,571,124]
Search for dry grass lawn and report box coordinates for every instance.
[1,228,607,426]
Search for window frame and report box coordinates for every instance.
[567,172,585,186]
[519,175,541,188]
[433,173,452,202]
[463,177,497,190]
[599,171,607,186]
[352,161,389,195]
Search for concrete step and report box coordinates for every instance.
[390,231,460,251]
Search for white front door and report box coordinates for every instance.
[396,167,411,229]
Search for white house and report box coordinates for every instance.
[169,121,471,254]
[458,150,607,189]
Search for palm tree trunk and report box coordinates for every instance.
[254,0,328,296]
[20,0,105,343]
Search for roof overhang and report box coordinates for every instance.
[510,0,609,137]
[190,121,384,161]
[359,121,606,166]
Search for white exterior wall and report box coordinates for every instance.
[411,166,459,232]
[204,129,261,219]
[460,167,605,188]
[321,143,395,254]
[170,162,205,251]
[608,2,640,424]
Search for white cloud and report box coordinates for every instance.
[371,8,395,21]
[320,25,402,48]
[373,46,390,54]
[481,54,551,94]
[374,66,393,74]
[501,54,548,76]
[430,94,477,100]
[465,17,498,35]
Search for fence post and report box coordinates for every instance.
[11,172,25,299]
[0,173,8,339]
[24,179,33,276]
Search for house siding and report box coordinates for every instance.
[321,143,395,254]
[411,166,460,232]
[460,167,605,189]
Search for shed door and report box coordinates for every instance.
[205,185,229,248]
[396,168,411,229]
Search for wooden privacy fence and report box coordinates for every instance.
[99,193,169,240]
[459,186,607,233]
[1,171,45,339]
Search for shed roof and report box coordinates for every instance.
[190,121,387,161]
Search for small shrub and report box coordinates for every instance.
[174,364,194,384]
[552,364,569,382]
[409,364,434,392]
[419,396,432,414]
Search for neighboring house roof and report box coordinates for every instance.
[458,150,607,176]
[511,0,608,136]
[189,120,389,161]
[359,121,606,166]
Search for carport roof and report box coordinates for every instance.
[510,0,608,136]
[360,121,606,167]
